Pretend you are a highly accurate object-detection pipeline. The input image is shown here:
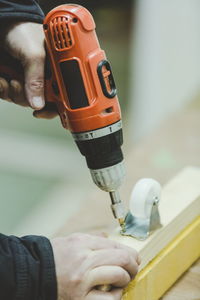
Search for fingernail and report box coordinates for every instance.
[31,96,44,109]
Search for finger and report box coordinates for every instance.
[0,77,10,101]
[9,80,28,106]
[33,109,58,119]
[76,234,123,251]
[33,102,58,119]
[86,249,139,279]
[69,233,140,266]
[23,53,45,110]
[86,288,123,300]
[110,242,141,268]
[88,236,140,266]
[86,266,130,290]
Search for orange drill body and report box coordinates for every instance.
[44,4,121,133]
[44,5,125,225]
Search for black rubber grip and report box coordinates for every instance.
[75,129,123,169]
[60,59,89,109]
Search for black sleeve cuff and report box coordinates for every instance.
[19,235,57,300]
[0,234,57,300]
[0,0,44,23]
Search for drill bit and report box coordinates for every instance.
[118,217,126,232]
[109,191,126,232]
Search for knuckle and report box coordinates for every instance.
[68,232,86,243]
[69,232,82,239]
[120,251,130,266]
[0,78,9,90]
[69,273,83,286]
[114,241,122,249]
[10,80,22,93]
[26,79,44,90]
[131,264,139,278]
[26,48,45,61]
[33,51,45,61]
[116,268,129,282]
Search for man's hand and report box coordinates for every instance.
[0,22,57,119]
[51,233,140,300]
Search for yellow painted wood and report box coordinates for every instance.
[122,216,200,300]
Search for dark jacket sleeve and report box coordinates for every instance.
[0,0,44,23]
[0,2,57,296]
[0,234,57,300]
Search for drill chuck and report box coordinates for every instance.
[90,162,125,192]
[90,162,125,221]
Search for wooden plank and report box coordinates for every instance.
[122,216,200,300]
[108,167,200,299]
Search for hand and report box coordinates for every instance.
[0,22,57,119]
[51,233,140,300]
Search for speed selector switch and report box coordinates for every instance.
[97,60,117,98]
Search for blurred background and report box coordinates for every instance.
[1,0,200,236]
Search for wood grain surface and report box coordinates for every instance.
[161,259,200,300]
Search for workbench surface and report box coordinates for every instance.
[56,100,200,299]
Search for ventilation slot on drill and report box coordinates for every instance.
[51,17,72,50]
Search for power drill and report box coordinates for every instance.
[43,4,125,229]
[0,4,126,230]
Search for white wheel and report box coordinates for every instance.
[129,178,161,219]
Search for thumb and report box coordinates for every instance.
[24,53,45,110]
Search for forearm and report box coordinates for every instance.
[0,0,44,23]
[0,234,57,300]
